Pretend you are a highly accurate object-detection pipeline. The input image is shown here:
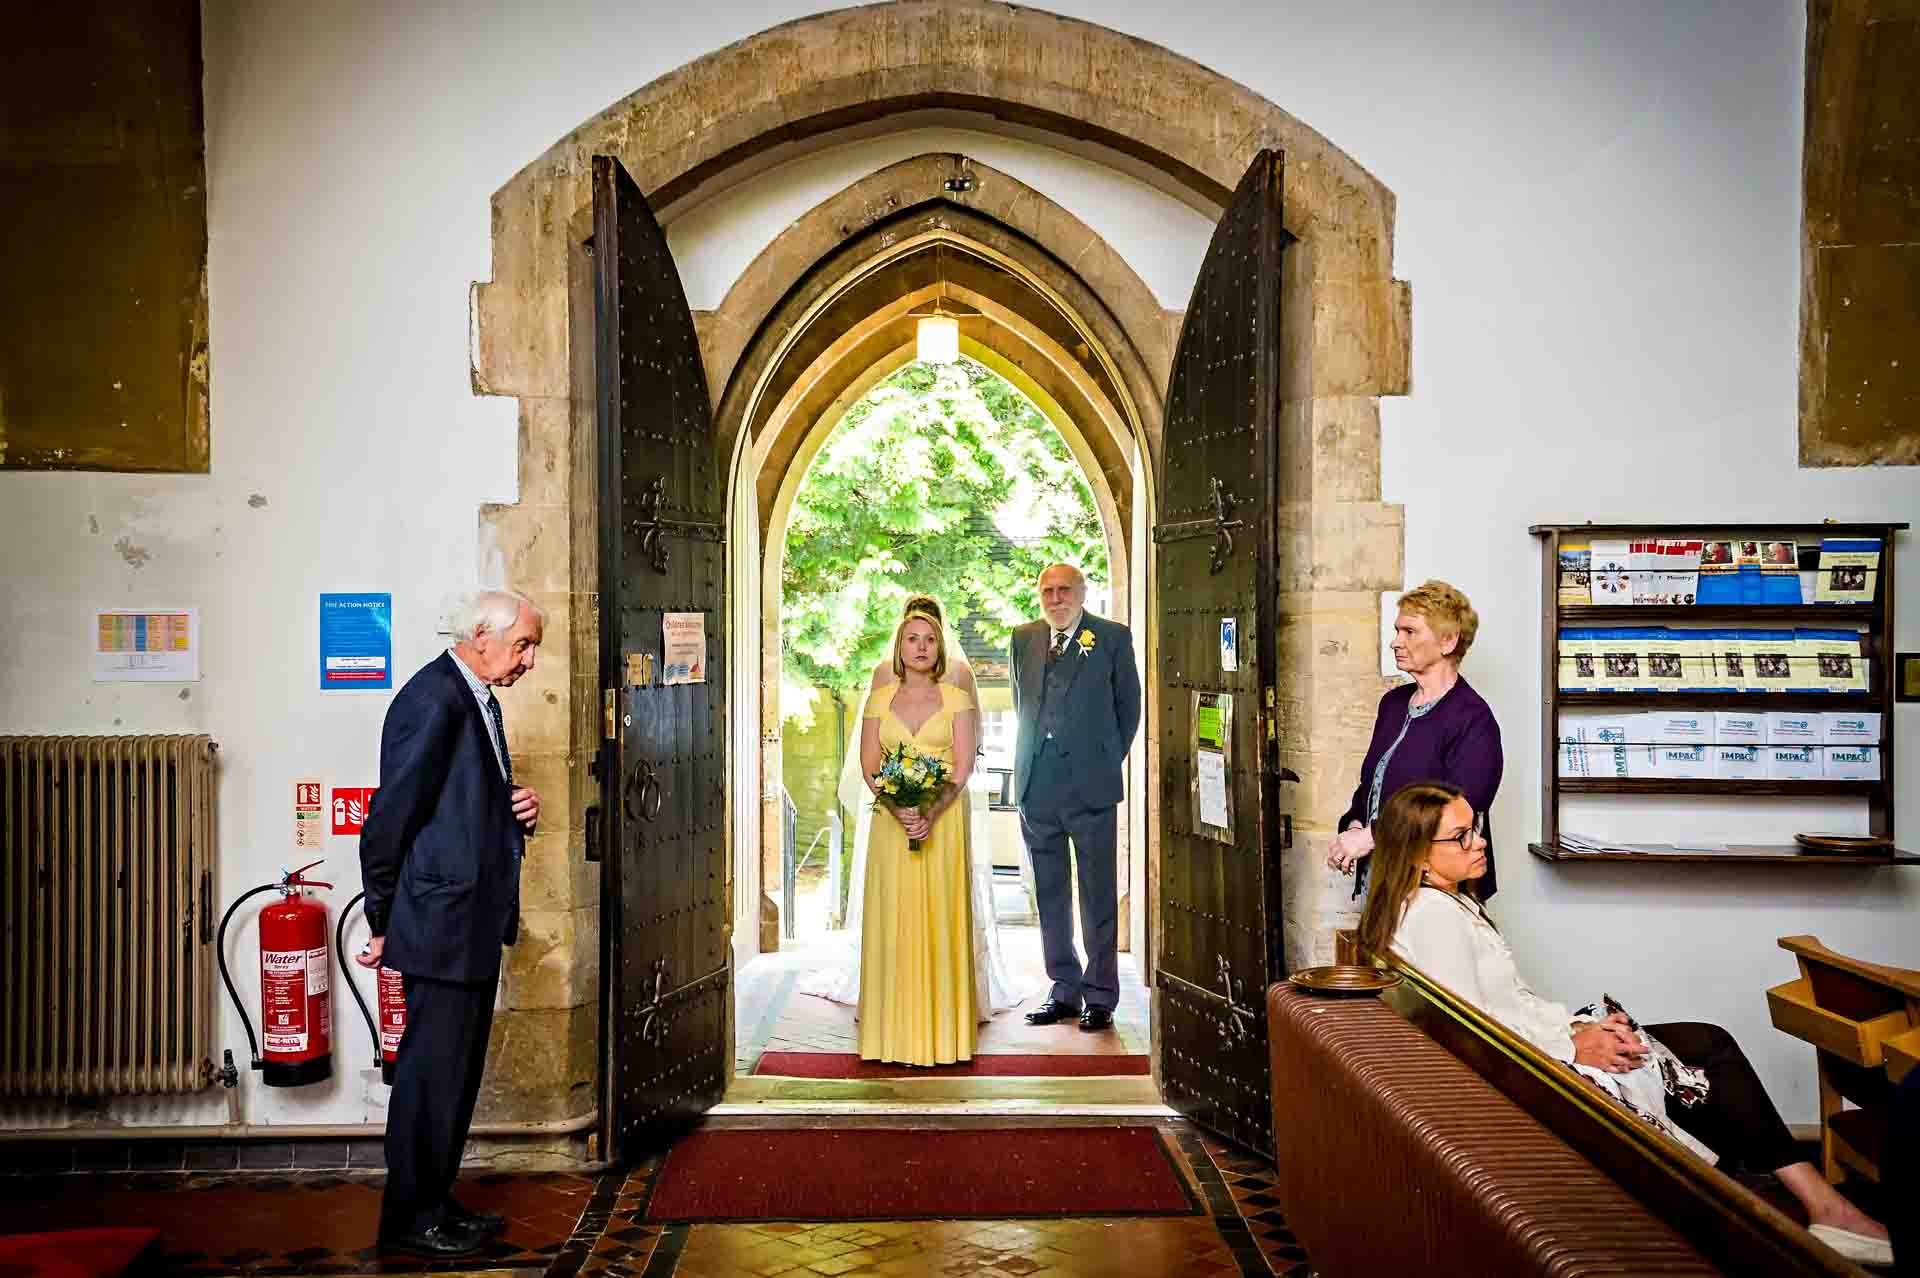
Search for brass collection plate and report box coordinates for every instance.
[1287,965,1402,996]
[1793,832,1894,855]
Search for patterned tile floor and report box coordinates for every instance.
[735,926,1152,1075]
[0,1121,1310,1277]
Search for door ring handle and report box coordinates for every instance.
[626,760,664,823]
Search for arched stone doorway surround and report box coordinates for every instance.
[710,165,1166,952]
[467,0,1409,1128]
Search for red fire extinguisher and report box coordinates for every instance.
[339,890,405,1084]
[216,860,334,1088]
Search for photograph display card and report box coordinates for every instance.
[1748,630,1796,691]
[1557,543,1591,606]
[1814,537,1881,605]
[1824,746,1881,780]
[1758,539,1800,604]
[1822,712,1882,746]
[1697,540,1738,604]
[1733,540,1765,604]
[1765,711,1822,746]
[1713,744,1768,779]
[1555,626,1865,693]
[1556,628,1599,691]
[1715,711,1766,745]
[1589,539,1632,604]
[1768,745,1824,780]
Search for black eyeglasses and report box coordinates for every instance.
[1432,810,1485,849]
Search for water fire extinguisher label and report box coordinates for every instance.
[306,945,329,996]
[262,948,309,1052]
[379,965,405,1055]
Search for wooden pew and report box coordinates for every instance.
[1314,931,1867,1276]
[1766,933,1920,1184]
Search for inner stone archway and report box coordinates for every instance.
[704,163,1172,958]
[467,0,1408,1128]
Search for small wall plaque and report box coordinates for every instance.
[1897,652,1920,703]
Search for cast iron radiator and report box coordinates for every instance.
[1265,982,1721,1276]
[0,735,217,1096]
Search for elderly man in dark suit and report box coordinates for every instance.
[1009,563,1142,1033]
[357,589,543,1257]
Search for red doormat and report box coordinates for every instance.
[644,1127,1197,1221]
[0,1228,160,1278]
[752,1051,1151,1079]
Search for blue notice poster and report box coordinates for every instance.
[320,593,393,690]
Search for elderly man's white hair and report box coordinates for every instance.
[1037,563,1087,589]
[453,589,544,639]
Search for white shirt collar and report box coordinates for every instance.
[448,646,492,700]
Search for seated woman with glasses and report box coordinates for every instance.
[1355,780,1891,1269]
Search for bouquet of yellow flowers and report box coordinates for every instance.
[873,742,952,851]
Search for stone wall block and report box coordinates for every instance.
[1279,830,1361,975]
[1308,502,1404,593]
[482,503,570,597]
[1311,665,1400,730]
[518,827,586,914]
[476,1005,595,1122]
[511,749,575,853]
[517,397,572,507]
[475,178,573,399]
[502,908,581,1010]
[1310,398,1384,501]
[1310,279,1410,398]
[569,592,599,676]
[1275,596,1382,676]
[1278,748,1356,829]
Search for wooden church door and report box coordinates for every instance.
[1151,150,1297,1156]
[592,154,730,1160]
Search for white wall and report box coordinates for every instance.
[0,0,1911,1127]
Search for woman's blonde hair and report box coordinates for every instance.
[1397,579,1479,663]
[1354,780,1468,961]
[891,600,949,682]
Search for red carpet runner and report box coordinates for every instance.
[752,1051,1151,1078]
[644,1127,1196,1221]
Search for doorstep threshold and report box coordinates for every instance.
[724,1075,1162,1105]
[709,1100,1180,1118]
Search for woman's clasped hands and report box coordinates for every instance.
[1571,1012,1650,1073]
[896,805,931,844]
[1327,823,1374,874]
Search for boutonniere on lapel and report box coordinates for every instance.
[1076,628,1096,657]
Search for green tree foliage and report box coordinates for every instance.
[782,357,1107,720]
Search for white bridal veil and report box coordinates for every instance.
[798,650,1024,1017]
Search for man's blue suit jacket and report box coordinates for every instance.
[360,652,523,985]
[1009,611,1143,809]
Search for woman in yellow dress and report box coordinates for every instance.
[857,605,978,1065]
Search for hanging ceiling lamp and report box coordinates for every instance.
[915,243,960,365]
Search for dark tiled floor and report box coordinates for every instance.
[0,1169,596,1275]
[0,1123,1307,1276]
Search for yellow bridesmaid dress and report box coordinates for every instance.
[858,681,978,1065]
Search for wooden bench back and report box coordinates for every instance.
[1333,930,1867,1277]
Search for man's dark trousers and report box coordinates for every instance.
[379,970,496,1238]
[1021,739,1119,1013]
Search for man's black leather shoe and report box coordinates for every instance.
[378,1220,485,1258]
[1078,1007,1114,1033]
[1024,999,1082,1026]
[446,1200,507,1238]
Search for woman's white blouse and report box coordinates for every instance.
[1391,889,1576,1062]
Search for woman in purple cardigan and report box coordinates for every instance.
[1329,580,1504,900]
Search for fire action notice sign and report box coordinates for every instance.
[320,593,392,690]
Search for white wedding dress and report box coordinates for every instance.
[798,654,1026,1018]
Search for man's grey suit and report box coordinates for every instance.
[1009,611,1142,1012]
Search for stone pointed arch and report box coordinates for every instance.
[467,0,1413,1128]
[696,153,1178,438]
